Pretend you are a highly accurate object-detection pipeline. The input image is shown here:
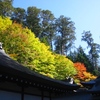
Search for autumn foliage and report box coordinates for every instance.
[74,62,96,82]
[0,16,77,79]
[54,54,77,80]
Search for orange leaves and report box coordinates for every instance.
[83,72,97,81]
[74,62,86,80]
[74,62,96,82]
[74,62,86,72]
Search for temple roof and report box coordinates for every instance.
[88,76,100,93]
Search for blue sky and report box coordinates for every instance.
[13,0,100,51]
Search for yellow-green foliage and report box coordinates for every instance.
[54,54,77,80]
[0,17,56,78]
[0,16,77,79]
[0,16,12,31]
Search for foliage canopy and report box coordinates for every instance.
[0,16,77,79]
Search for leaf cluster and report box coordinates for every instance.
[74,62,96,82]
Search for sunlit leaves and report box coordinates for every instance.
[74,62,96,82]
[55,54,77,80]
[0,16,56,78]
[0,16,12,31]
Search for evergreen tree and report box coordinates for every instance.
[54,15,76,55]
[68,46,94,73]
[39,10,56,50]
[81,31,100,70]
[11,7,26,24]
[26,7,41,37]
[0,0,13,16]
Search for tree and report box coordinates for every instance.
[0,16,12,31]
[11,7,26,24]
[54,54,77,80]
[54,15,76,55]
[0,16,78,79]
[74,62,96,82]
[39,10,56,50]
[0,16,57,78]
[67,50,77,62]
[81,31,100,70]
[0,0,13,16]
[68,46,94,72]
[26,7,41,37]
[74,62,86,81]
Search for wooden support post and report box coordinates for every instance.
[41,90,44,100]
[49,92,51,100]
[21,86,24,100]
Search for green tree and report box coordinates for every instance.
[81,31,100,70]
[67,50,77,63]
[54,54,77,80]
[26,7,41,37]
[54,15,76,55]
[0,0,13,16]
[11,7,26,24]
[68,46,93,72]
[39,10,56,50]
